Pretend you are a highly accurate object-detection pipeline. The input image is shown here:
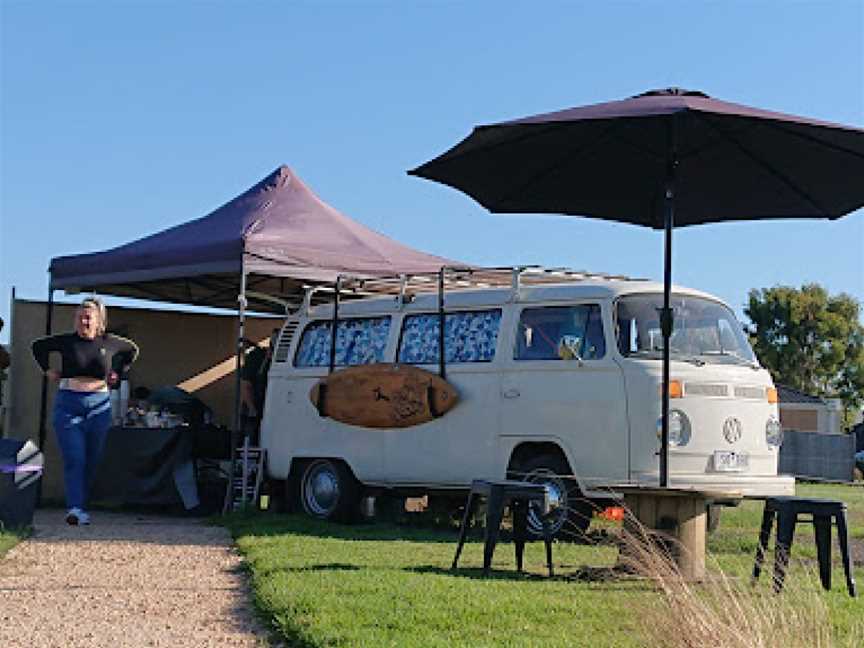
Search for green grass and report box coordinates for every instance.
[0,527,27,557]
[706,482,864,641]
[223,483,864,648]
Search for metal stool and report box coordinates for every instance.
[452,479,554,577]
[752,496,856,596]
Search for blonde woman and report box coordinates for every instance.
[32,297,138,525]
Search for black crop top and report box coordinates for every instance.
[32,333,139,380]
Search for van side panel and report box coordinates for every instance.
[382,363,500,485]
[263,368,388,481]
[498,302,629,485]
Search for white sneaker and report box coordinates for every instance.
[65,508,91,525]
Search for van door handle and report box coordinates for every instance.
[502,388,520,399]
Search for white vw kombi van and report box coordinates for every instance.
[260,267,793,534]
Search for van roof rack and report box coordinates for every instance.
[302,265,650,377]
[333,265,647,299]
[295,265,649,311]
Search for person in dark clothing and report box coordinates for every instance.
[240,329,278,441]
[853,422,864,476]
[31,297,138,525]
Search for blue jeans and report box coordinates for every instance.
[52,390,112,510]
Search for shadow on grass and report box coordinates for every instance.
[224,511,469,544]
[223,510,621,547]
[273,562,363,574]
[409,564,551,581]
[407,564,655,591]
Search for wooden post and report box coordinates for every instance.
[620,489,708,581]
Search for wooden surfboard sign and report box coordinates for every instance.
[310,363,459,429]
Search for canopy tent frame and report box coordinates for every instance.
[37,165,458,510]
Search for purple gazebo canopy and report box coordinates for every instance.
[50,165,457,311]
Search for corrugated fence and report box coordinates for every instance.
[778,430,855,482]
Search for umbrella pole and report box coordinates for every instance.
[660,120,679,488]
[660,211,673,487]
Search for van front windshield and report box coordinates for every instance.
[616,294,757,365]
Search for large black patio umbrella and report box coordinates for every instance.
[409,87,864,487]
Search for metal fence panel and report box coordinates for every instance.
[778,430,855,482]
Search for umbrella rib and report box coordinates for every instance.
[421,122,575,167]
[694,112,831,216]
[764,120,864,161]
[491,122,652,209]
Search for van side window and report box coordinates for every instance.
[294,317,391,367]
[398,310,502,364]
[515,305,605,361]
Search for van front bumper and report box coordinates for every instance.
[622,472,795,498]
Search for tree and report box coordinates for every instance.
[745,284,864,427]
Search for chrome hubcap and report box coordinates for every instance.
[526,468,568,534]
[304,462,339,516]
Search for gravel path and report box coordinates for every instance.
[0,509,271,647]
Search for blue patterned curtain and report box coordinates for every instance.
[398,310,501,364]
[295,317,391,367]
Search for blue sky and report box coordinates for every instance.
[1,1,862,343]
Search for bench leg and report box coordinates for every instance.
[451,492,476,570]
[482,490,505,576]
[541,516,554,578]
[835,512,857,597]
[752,506,774,583]
[512,498,528,572]
[773,512,796,593]
[813,515,832,591]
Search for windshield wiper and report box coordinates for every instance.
[700,350,759,369]
[627,349,706,366]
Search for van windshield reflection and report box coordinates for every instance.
[616,294,757,365]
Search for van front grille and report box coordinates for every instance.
[274,320,299,363]
[684,382,729,397]
[734,385,766,400]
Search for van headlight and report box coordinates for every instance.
[657,409,691,447]
[765,416,783,447]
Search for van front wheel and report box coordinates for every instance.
[513,454,594,540]
[300,459,360,523]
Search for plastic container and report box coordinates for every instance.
[0,439,43,529]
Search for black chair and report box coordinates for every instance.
[452,479,554,577]
[752,496,856,597]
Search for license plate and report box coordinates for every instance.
[714,450,748,472]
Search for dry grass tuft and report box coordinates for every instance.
[618,520,855,648]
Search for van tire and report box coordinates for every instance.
[512,453,594,540]
[299,459,360,523]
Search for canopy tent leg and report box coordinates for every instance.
[36,286,54,504]
[224,268,248,514]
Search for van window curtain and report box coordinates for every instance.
[294,317,391,367]
[398,310,501,364]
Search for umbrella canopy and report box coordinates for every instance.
[410,88,864,227]
[50,165,457,312]
[410,87,864,486]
